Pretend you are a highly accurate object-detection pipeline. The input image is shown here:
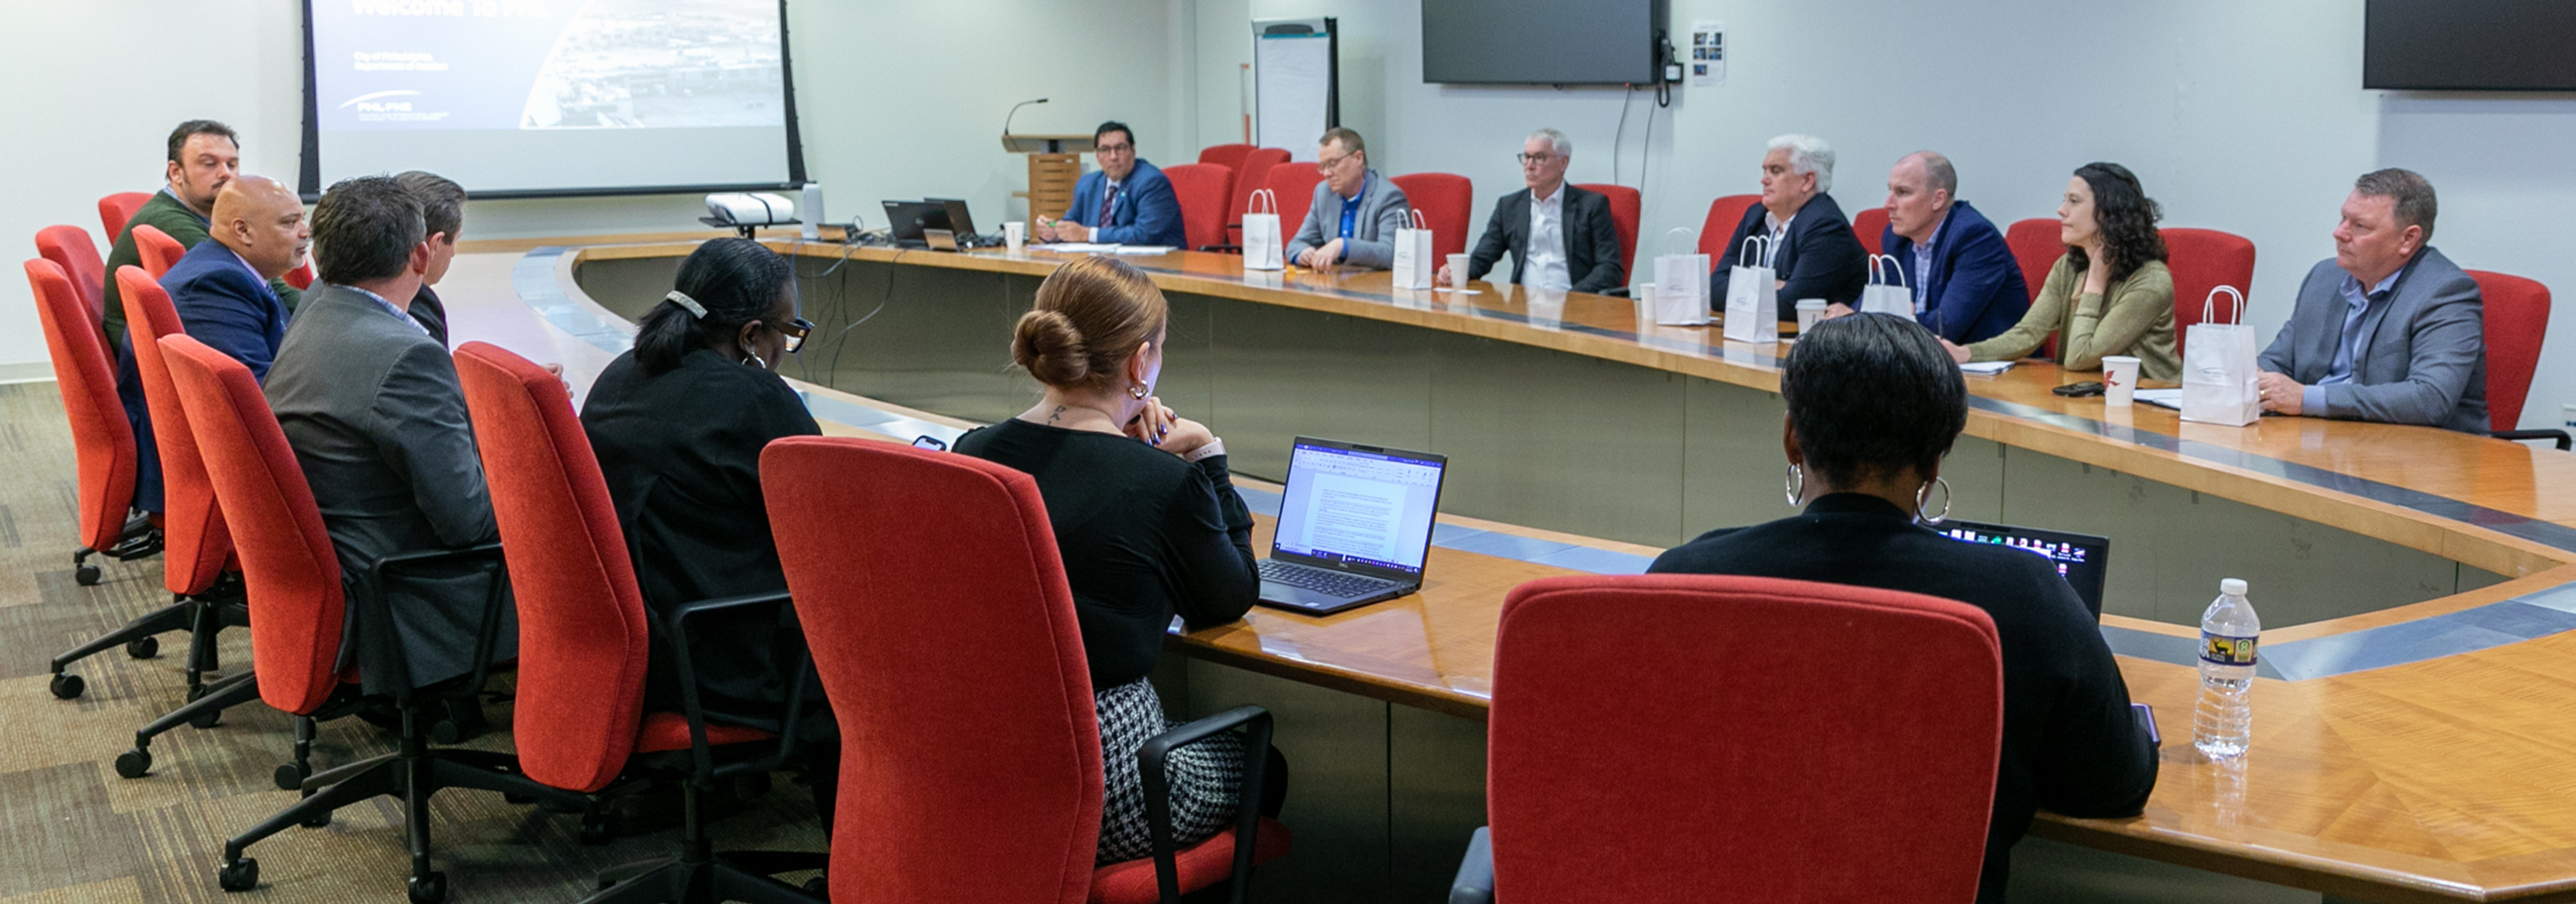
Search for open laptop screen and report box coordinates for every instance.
[1273,439,1446,576]
[1937,519,2110,618]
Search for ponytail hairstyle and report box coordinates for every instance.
[633,237,795,376]
[2065,162,2168,285]
[1011,255,1168,391]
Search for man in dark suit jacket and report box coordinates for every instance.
[265,175,510,692]
[1881,152,2028,343]
[395,171,466,346]
[1709,134,1867,308]
[1038,121,1185,248]
[1448,128,1623,294]
[2258,169,2486,433]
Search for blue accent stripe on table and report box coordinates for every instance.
[514,247,635,353]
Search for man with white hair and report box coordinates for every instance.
[1709,133,1867,309]
[1443,128,1624,293]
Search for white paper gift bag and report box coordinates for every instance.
[1654,227,1712,326]
[2180,286,2261,426]
[1391,210,1435,289]
[1722,236,1778,342]
[1241,189,1285,271]
[1861,253,1913,317]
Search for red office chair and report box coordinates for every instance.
[1198,143,1256,174]
[1852,206,1890,255]
[1263,165,1328,250]
[132,223,187,278]
[2162,227,2255,360]
[1222,148,1293,248]
[164,334,543,903]
[1451,574,2004,903]
[2005,219,2066,357]
[1160,163,1235,253]
[28,260,162,701]
[100,191,151,245]
[286,261,315,291]
[1391,173,1474,262]
[1695,194,1761,260]
[453,341,823,902]
[36,225,110,338]
[765,437,1290,904]
[2469,270,2570,448]
[1575,183,1642,279]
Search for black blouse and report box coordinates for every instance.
[1648,493,2159,903]
[953,419,1259,689]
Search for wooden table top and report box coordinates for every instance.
[471,240,2576,902]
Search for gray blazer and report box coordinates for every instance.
[1284,170,1412,270]
[2257,248,2488,433]
[266,283,509,691]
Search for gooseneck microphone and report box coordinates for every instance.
[1002,97,1050,137]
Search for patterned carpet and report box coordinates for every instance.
[0,382,829,903]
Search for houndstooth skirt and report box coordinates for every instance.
[1094,676,1245,864]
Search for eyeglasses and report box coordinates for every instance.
[1097,143,1134,155]
[771,317,814,353]
[1516,152,1559,165]
[1315,152,1356,174]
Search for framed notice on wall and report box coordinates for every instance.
[1254,17,1338,162]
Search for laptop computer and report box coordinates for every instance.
[1255,437,1449,615]
[881,200,950,247]
[1936,519,2111,618]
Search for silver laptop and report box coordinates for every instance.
[1255,437,1449,615]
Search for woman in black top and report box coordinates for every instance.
[1647,313,2159,903]
[952,255,1261,863]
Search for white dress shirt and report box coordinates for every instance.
[1522,184,1572,291]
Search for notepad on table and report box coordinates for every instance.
[1959,360,2015,376]
[2133,388,2184,410]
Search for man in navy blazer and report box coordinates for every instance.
[1710,134,1867,308]
[1881,151,2028,343]
[1038,121,1185,248]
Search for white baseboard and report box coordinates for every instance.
[0,361,57,385]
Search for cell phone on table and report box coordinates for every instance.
[2053,381,2106,398]
[2133,703,2160,748]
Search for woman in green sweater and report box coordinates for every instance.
[1943,162,2178,381]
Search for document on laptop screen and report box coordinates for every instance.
[1277,445,1444,573]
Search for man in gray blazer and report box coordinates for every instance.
[266,175,510,692]
[2257,168,2487,433]
[1286,127,1411,270]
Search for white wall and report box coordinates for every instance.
[1192,0,2576,429]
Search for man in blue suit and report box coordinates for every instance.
[1879,151,2028,344]
[1037,121,1185,248]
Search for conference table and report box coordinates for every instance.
[443,233,2576,903]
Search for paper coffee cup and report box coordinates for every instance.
[2102,355,2141,407]
[1003,221,1027,253]
[1795,298,1828,336]
[1446,253,1471,288]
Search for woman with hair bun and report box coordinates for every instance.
[1947,162,2178,379]
[951,255,1267,863]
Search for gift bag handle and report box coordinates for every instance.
[1249,189,1276,215]
[1737,235,1774,268]
[1661,226,1699,258]
[1408,209,1429,230]
[2201,286,2246,325]
[1867,253,1908,289]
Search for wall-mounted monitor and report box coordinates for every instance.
[1421,0,1666,85]
[2364,0,2576,91]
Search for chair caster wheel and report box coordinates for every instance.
[429,720,461,745]
[189,705,222,730]
[579,813,613,845]
[408,870,448,904]
[273,762,310,791]
[126,635,159,659]
[301,810,333,829]
[50,673,84,699]
[114,748,152,779]
[804,876,827,896]
[504,791,535,804]
[218,857,259,892]
[75,563,101,586]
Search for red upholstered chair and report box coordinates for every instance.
[1852,206,1890,255]
[1450,574,2004,903]
[1197,143,1255,173]
[1391,173,1473,262]
[1159,163,1234,253]
[2161,227,2256,360]
[1223,147,1293,247]
[286,261,315,291]
[100,192,151,245]
[453,341,822,902]
[2469,270,2571,448]
[2005,219,2067,358]
[27,260,162,701]
[132,223,187,278]
[1262,164,1328,248]
[1695,194,1761,260]
[163,334,545,902]
[765,437,1290,904]
[36,225,110,338]
[1575,183,1641,280]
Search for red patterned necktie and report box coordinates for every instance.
[1097,184,1117,226]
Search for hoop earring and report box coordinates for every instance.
[1913,477,1952,525]
[1784,464,1804,507]
[1129,384,1149,400]
[742,350,766,369]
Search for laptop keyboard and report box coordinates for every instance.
[1260,559,1398,598]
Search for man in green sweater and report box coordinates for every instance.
[101,120,303,353]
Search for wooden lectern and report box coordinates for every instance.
[1003,133,1095,223]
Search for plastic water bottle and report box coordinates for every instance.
[2193,578,2259,758]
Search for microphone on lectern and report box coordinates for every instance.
[1002,98,1050,136]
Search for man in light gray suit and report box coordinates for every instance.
[1286,127,1412,270]
[2257,168,2487,433]
[266,175,511,692]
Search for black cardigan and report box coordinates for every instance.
[1648,493,2159,903]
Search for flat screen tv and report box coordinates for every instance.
[2364,0,2576,91]
[1421,0,1666,85]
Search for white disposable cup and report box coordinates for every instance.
[2102,355,2141,407]
[1634,283,1656,321]
[1003,221,1027,253]
[1795,298,1828,336]
[1446,253,1471,288]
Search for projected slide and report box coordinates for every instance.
[309,0,799,195]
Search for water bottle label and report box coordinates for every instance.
[2201,631,2258,666]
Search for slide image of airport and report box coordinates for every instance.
[521,0,782,129]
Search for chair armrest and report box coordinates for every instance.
[2492,429,2573,451]
[1599,286,1629,298]
[658,589,801,781]
[1200,244,1242,253]
[365,542,509,705]
[1139,704,1274,904]
[1449,825,1494,904]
